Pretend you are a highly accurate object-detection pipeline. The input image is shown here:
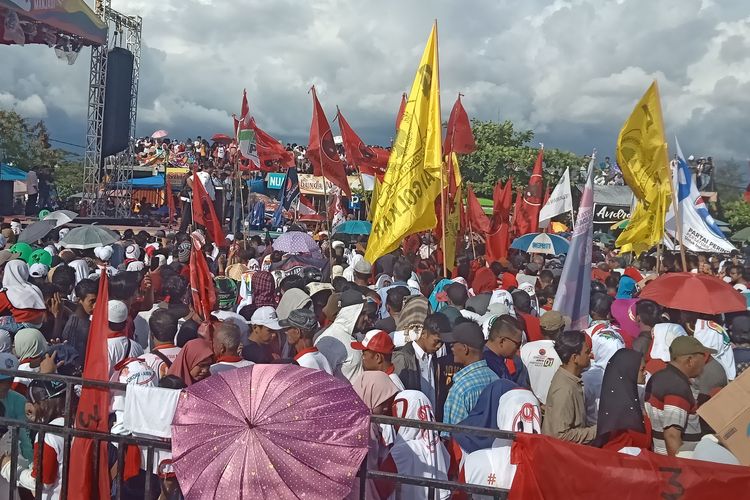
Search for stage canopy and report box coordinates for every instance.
[0,0,106,48]
[0,163,26,182]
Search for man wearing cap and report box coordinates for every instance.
[107,300,144,377]
[243,306,284,364]
[315,289,367,382]
[210,322,254,374]
[352,330,405,390]
[645,336,714,456]
[441,321,499,427]
[282,309,332,374]
[520,311,564,405]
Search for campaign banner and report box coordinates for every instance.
[593,203,631,225]
[297,174,371,195]
[265,173,286,190]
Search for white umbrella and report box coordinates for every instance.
[43,210,78,228]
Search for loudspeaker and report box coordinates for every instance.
[0,181,13,215]
[101,47,134,159]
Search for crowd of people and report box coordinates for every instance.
[0,207,747,498]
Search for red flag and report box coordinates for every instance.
[68,273,111,499]
[510,433,750,500]
[395,92,407,131]
[189,233,217,323]
[249,118,295,171]
[444,94,476,155]
[466,184,491,234]
[234,88,250,140]
[192,172,226,245]
[511,148,544,236]
[307,87,351,197]
[491,178,513,231]
[337,108,389,178]
[165,178,176,224]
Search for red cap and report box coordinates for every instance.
[351,330,394,354]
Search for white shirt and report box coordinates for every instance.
[412,341,436,408]
[294,347,333,374]
[107,336,145,377]
[196,171,215,201]
[142,345,182,381]
[519,339,561,405]
[388,370,406,391]
[26,170,38,195]
[210,358,254,375]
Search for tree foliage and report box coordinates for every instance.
[0,110,70,168]
[723,199,750,232]
[459,119,587,197]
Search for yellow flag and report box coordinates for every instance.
[365,24,442,264]
[615,81,671,254]
[368,177,382,221]
[444,184,461,272]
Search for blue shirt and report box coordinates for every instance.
[1,389,33,460]
[443,359,499,427]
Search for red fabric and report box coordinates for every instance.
[466,184,491,234]
[395,92,407,131]
[124,445,141,481]
[189,242,217,324]
[307,87,351,197]
[602,429,653,452]
[337,109,389,178]
[472,267,497,294]
[501,272,518,290]
[165,178,176,224]
[31,442,58,485]
[519,312,543,342]
[624,267,644,282]
[592,268,611,283]
[443,95,476,155]
[509,433,750,500]
[0,292,45,323]
[511,149,544,236]
[191,172,226,246]
[486,226,510,263]
[68,273,111,499]
[486,179,513,262]
[639,272,747,316]
[249,118,295,170]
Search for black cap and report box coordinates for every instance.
[27,379,66,404]
[279,309,319,332]
[440,321,485,350]
[339,289,365,308]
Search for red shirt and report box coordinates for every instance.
[519,312,543,342]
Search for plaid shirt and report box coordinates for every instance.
[442,359,499,427]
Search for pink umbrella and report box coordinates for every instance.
[151,129,169,139]
[171,364,370,499]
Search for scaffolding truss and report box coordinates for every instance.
[82,0,142,217]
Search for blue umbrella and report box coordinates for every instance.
[510,232,570,255]
[333,220,371,235]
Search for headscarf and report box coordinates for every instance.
[126,261,145,272]
[69,259,91,286]
[489,289,516,317]
[374,274,392,291]
[351,371,400,411]
[472,267,497,295]
[611,299,640,344]
[390,390,450,499]
[0,330,12,353]
[428,279,453,312]
[591,330,626,371]
[454,379,522,453]
[396,295,429,332]
[593,349,645,447]
[694,319,736,380]
[616,276,637,299]
[649,323,687,362]
[166,338,213,386]
[251,271,277,307]
[93,245,113,262]
[14,328,48,360]
[276,288,312,321]
[2,260,45,310]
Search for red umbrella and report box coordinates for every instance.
[211,133,233,143]
[638,272,747,314]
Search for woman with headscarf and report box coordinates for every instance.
[392,295,429,348]
[582,331,626,425]
[616,275,637,299]
[0,260,46,333]
[383,390,450,500]
[166,338,214,386]
[251,271,277,309]
[455,380,541,494]
[11,328,49,397]
[466,267,497,315]
[428,279,453,313]
[592,349,651,451]
[348,371,400,500]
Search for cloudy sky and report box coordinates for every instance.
[2,0,750,162]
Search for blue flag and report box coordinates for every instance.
[554,153,595,330]
[280,168,300,211]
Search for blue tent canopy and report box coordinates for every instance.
[112,175,165,189]
[0,164,27,182]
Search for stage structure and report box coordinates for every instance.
[82,0,142,218]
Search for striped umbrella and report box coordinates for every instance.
[510,232,570,255]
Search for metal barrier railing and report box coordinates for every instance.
[0,369,512,499]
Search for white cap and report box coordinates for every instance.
[108,300,129,323]
[125,244,141,260]
[250,306,283,330]
[331,240,345,250]
[29,263,49,278]
[126,261,145,272]
[332,265,344,278]
[94,245,113,261]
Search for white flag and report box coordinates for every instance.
[539,167,572,226]
[665,138,735,253]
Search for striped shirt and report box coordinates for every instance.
[644,363,696,455]
[443,360,499,427]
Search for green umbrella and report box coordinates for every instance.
[731,227,750,242]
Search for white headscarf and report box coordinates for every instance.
[2,260,45,309]
[0,330,12,353]
[126,261,145,272]
[694,319,736,380]
[591,330,626,371]
[390,390,450,500]
[69,259,90,285]
[463,389,541,491]
[650,323,687,362]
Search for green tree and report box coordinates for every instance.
[723,199,750,232]
[54,161,85,200]
[0,110,69,169]
[460,119,586,197]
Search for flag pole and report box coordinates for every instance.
[434,19,447,278]
[668,159,688,271]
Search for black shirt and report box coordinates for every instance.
[243,340,273,363]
